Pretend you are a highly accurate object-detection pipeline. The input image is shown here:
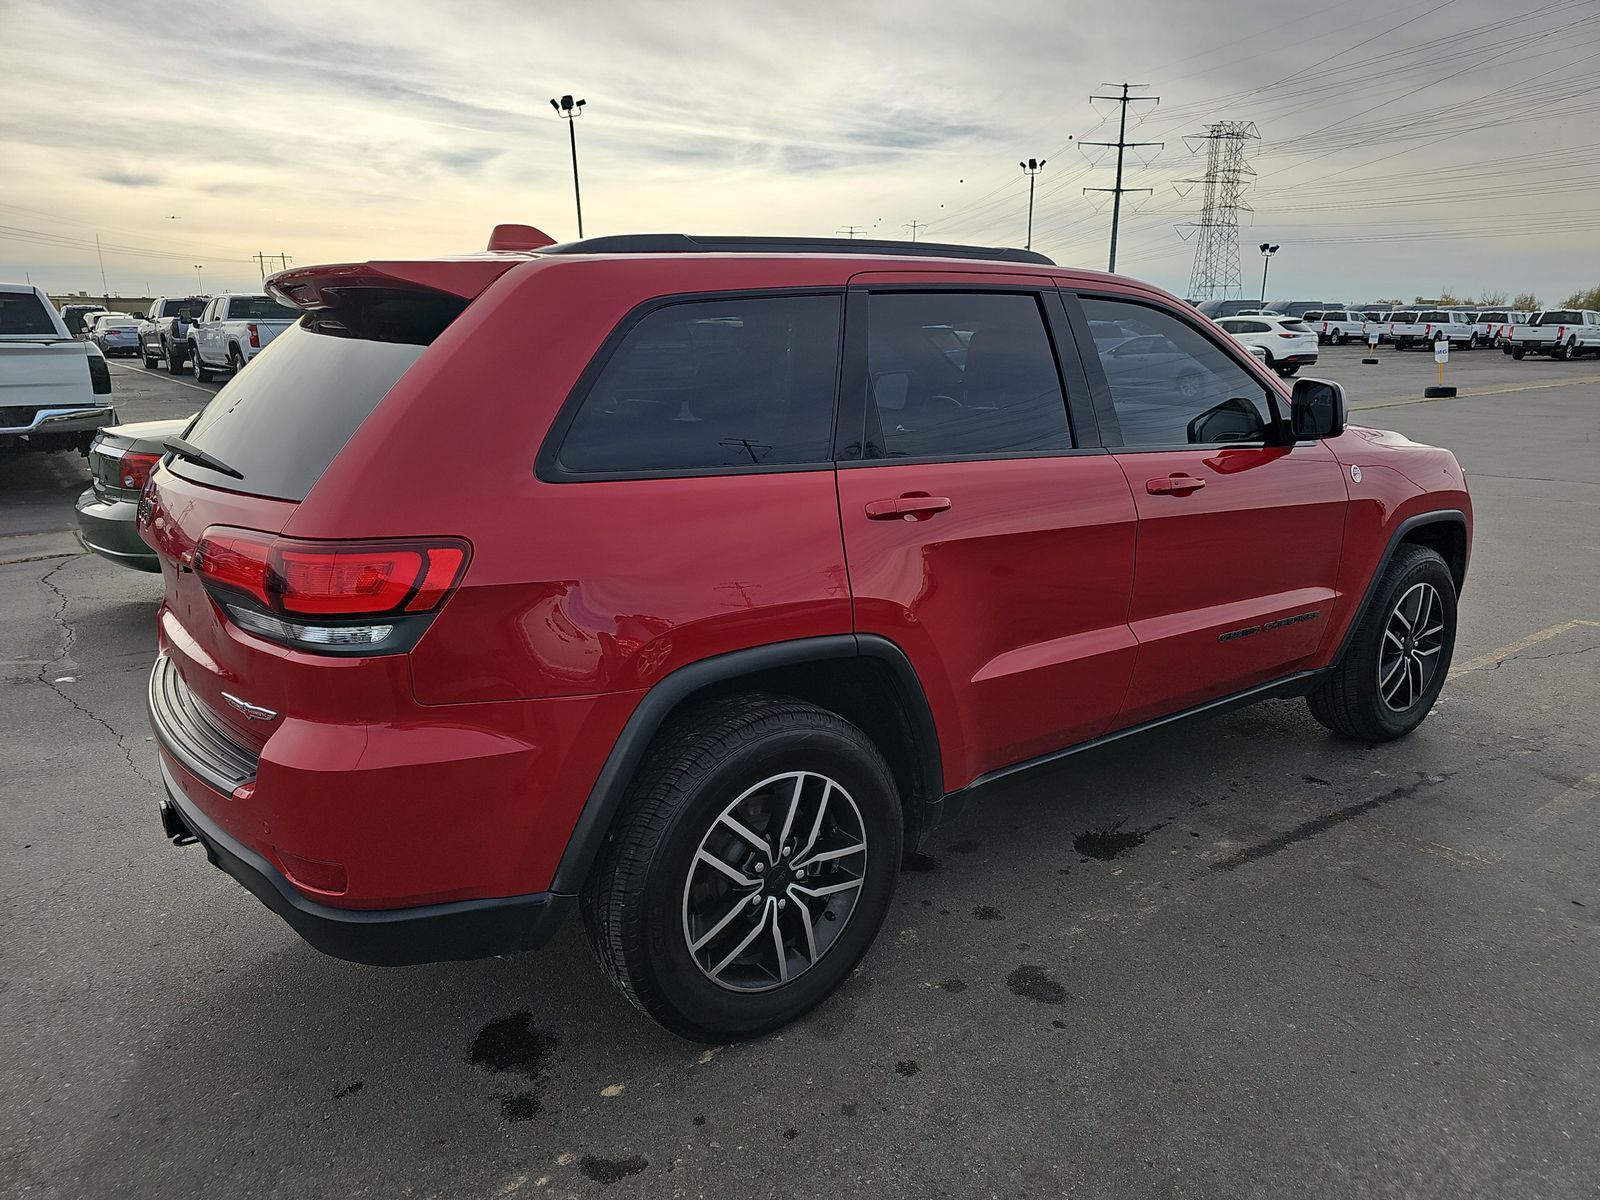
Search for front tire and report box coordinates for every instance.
[191,346,214,382]
[1275,363,1300,378]
[582,694,903,1042]
[141,342,159,368]
[1308,544,1457,742]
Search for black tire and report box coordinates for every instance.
[191,345,214,382]
[1308,544,1457,742]
[229,346,246,374]
[141,341,159,368]
[1275,363,1299,378]
[1335,331,1346,345]
[166,340,187,374]
[1467,333,1478,350]
[582,693,903,1042]
[1512,346,1526,360]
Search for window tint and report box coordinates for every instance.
[557,294,841,474]
[1391,311,1419,323]
[1478,311,1508,322]
[227,296,301,321]
[1536,310,1581,325]
[1081,297,1275,448]
[864,291,1069,458]
[173,293,464,500]
[0,292,59,335]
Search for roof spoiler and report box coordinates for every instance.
[267,259,522,309]
[487,224,557,252]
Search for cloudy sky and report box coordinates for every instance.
[2,0,1596,305]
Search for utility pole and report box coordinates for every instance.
[1179,121,1259,300]
[1082,83,1161,273]
[95,234,110,304]
[254,252,269,281]
[836,225,865,239]
[550,94,587,237]
[904,220,926,243]
[1019,158,1046,250]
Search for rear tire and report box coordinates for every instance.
[1308,544,1456,742]
[229,347,246,374]
[582,694,903,1042]
[1512,346,1526,360]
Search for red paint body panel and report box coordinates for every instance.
[1112,441,1350,724]
[836,456,1138,787]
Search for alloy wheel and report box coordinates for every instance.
[681,770,867,993]
[1378,581,1446,712]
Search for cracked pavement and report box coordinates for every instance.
[2,348,1598,1199]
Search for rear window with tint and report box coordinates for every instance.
[228,297,303,321]
[163,299,208,320]
[171,292,462,500]
[0,292,60,335]
[1537,311,1581,325]
[1279,320,1311,332]
[1477,312,1508,322]
[1391,311,1419,323]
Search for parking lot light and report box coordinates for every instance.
[550,94,587,238]
[1258,243,1280,306]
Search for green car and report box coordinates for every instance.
[75,418,189,572]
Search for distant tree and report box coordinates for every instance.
[1437,289,1464,305]
[1512,291,1540,311]
[1560,285,1600,309]
[1475,289,1507,306]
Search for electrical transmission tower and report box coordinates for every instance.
[1082,83,1161,273]
[1178,122,1259,300]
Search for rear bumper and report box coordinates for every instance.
[0,405,115,437]
[157,756,573,965]
[1274,352,1318,366]
[75,487,159,571]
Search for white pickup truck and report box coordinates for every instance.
[1,283,117,459]
[1305,308,1367,345]
[186,293,303,381]
[1506,309,1600,360]
[1470,309,1527,352]
[1387,308,1478,351]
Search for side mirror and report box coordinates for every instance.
[1290,377,1346,439]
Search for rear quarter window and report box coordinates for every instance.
[550,293,843,475]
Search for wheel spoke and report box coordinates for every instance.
[787,886,820,964]
[1414,644,1441,658]
[775,774,805,856]
[796,779,835,860]
[1380,654,1406,688]
[769,903,789,983]
[690,893,762,954]
[695,849,759,890]
[709,897,774,981]
[794,841,867,870]
[792,877,864,900]
[1392,604,1413,632]
[1384,628,1405,649]
[719,812,774,863]
[1420,623,1445,639]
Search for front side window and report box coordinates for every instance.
[1081,297,1275,448]
[864,291,1070,459]
[556,294,842,474]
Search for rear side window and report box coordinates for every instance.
[172,291,462,500]
[864,291,1070,459]
[555,294,842,474]
[0,292,58,335]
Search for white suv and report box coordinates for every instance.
[1213,314,1320,377]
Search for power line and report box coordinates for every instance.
[1081,83,1162,272]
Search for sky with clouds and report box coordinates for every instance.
[2,0,1596,305]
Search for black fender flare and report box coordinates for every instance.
[1329,509,1468,667]
[549,633,941,895]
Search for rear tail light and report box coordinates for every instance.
[194,527,469,654]
[118,451,161,491]
[1278,332,1297,339]
[246,322,260,349]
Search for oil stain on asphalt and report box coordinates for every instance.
[1073,818,1167,861]
[579,1154,648,1185]
[1006,964,1068,1004]
[466,1012,559,1123]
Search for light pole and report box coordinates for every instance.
[194,264,204,290]
[1258,243,1280,306]
[1020,158,1045,250]
[550,94,587,237]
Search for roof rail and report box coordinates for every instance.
[537,233,1055,266]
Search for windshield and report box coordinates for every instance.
[1536,311,1581,325]
[230,297,303,321]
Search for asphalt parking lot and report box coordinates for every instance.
[3,346,1598,1198]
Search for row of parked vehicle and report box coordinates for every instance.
[64,294,302,378]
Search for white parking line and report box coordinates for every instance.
[106,361,219,396]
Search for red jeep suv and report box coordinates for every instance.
[144,229,1471,1041]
